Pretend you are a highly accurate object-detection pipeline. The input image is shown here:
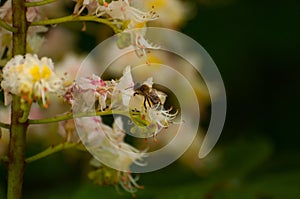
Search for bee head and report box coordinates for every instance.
[133,82,141,90]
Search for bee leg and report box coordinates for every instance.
[143,98,148,110]
[146,97,152,108]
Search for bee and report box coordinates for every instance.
[133,83,163,110]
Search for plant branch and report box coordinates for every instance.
[26,142,78,163]
[0,122,10,129]
[25,0,57,7]
[28,110,128,125]
[30,15,123,33]
[0,19,17,32]
[7,95,28,199]
[7,0,28,198]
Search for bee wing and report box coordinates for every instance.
[143,77,153,87]
[155,90,167,104]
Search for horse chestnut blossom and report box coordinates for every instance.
[72,0,160,61]
[96,0,160,59]
[75,116,146,168]
[129,77,178,140]
[96,0,158,23]
[1,54,63,108]
[58,115,146,193]
[65,66,178,140]
[65,65,134,111]
[72,74,117,111]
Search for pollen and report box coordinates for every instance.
[29,65,41,81]
[41,65,52,79]
[134,22,146,29]
[141,114,146,120]
[29,65,52,82]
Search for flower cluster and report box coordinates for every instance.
[66,65,134,112]
[62,65,178,190]
[96,0,159,25]
[1,54,63,108]
[59,115,146,193]
[65,66,177,140]
[72,0,160,62]
[0,0,48,65]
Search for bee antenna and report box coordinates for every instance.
[124,85,134,90]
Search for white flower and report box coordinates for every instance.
[73,0,100,15]
[67,65,177,141]
[128,27,160,63]
[69,74,116,111]
[96,0,158,23]
[128,77,177,140]
[67,65,134,111]
[1,54,62,108]
[96,0,159,62]
[75,115,146,192]
[131,0,193,28]
[74,116,106,147]
[148,104,178,128]
[111,65,134,108]
[75,116,146,170]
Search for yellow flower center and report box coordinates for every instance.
[29,65,52,82]
[18,82,32,96]
[134,22,146,28]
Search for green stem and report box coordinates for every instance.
[28,110,127,125]
[7,0,28,199]
[0,19,18,32]
[7,96,28,199]
[18,104,31,123]
[25,0,57,7]
[30,15,123,33]
[0,122,10,129]
[26,142,78,163]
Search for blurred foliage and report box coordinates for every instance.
[1,135,298,198]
